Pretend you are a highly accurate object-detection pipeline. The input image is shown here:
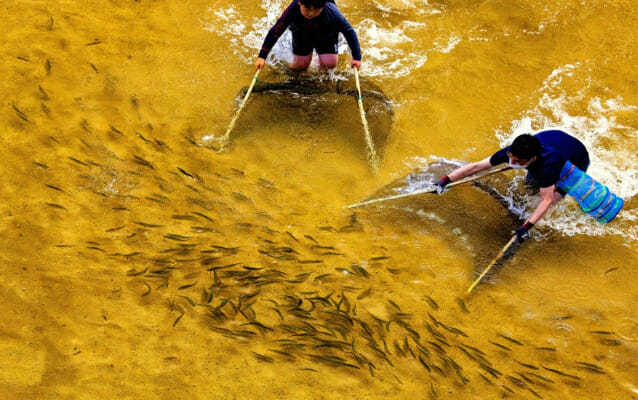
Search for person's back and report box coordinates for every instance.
[535,129,589,167]
[528,129,589,188]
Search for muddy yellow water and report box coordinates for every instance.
[2,0,637,398]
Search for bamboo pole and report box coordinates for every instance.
[466,234,519,295]
[345,165,511,209]
[354,68,379,173]
[219,69,261,152]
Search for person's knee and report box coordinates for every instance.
[291,55,312,70]
[318,54,338,69]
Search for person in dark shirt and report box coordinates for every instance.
[435,130,590,241]
[255,0,361,71]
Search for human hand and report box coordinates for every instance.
[255,57,266,70]
[351,60,361,70]
[514,222,534,242]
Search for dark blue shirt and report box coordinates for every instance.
[258,0,361,60]
[490,130,590,188]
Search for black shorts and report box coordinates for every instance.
[292,30,339,56]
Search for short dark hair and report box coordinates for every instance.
[510,134,541,160]
[299,0,328,8]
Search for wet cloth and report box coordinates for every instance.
[258,0,361,60]
[556,161,624,223]
[489,129,590,188]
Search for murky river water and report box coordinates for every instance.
[1,0,637,398]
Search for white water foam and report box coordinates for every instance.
[495,63,638,242]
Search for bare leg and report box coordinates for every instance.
[318,53,338,69]
[290,54,312,71]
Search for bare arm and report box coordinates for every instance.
[526,185,558,225]
[448,157,493,182]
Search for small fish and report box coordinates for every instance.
[141,282,151,297]
[575,362,605,374]
[105,225,126,232]
[527,372,555,384]
[602,267,619,276]
[440,323,468,337]
[370,256,390,261]
[480,364,503,378]
[351,264,370,278]
[177,167,194,178]
[552,315,573,321]
[488,340,512,352]
[478,372,493,385]
[38,85,49,100]
[313,273,333,281]
[498,334,524,346]
[127,266,148,276]
[41,103,51,116]
[86,246,105,252]
[172,313,183,327]
[108,125,121,136]
[232,192,249,201]
[258,177,275,188]
[418,355,431,371]
[297,259,323,264]
[178,295,196,307]
[599,338,622,346]
[133,155,154,169]
[527,388,544,399]
[12,103,29,121]
[45,202,67,210]
[357,288,372,300]
[286,231,299,242]
[192,212,214,222]
[311,245,336,250]
[164,234,191,241]
[387,268,402,274]
[425,295,439,310]
[387,299,401,311]
[455,297,469,314]
[541,365,582,381]
[45,184,64,192]
[32,161,49,169]
[535,347,556,352]
[506,375,526,388]
[429,383,437,399]
[183,136,199,146]
[252,352,274,363]
[516,361,539,370]
[242,321,273,332]
[499,385,515,395]
[516,372,535,385]
[45,59,51,73]
[456,346,476,361]
[90,63,98,73]
[85,38,101,46]
[304,234,319,244]
[178,281,198,290]
[68,157,88,166]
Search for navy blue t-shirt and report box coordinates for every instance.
[489,130,590,188]
[259,0,361,60]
